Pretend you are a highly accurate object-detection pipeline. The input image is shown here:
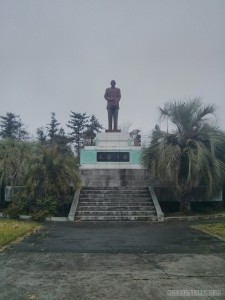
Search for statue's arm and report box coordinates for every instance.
[117,89,121,101]
[104,89,109,101]
[104,89,112,101]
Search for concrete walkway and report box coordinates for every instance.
[0,220,225,299]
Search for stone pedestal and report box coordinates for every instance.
[79,168,150,187]
[105,129,121,133]
[80,132,142,169]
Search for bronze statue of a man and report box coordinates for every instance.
[104,80,121,131]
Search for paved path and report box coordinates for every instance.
[9,220,225,254]
[0,220,225,299]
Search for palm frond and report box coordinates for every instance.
[143,98,225,205]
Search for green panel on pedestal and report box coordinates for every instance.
[81,149,142,166]
[130,150,141,164]
[80,150,96,164]
[127,138,132,146]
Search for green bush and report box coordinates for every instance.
[31,197,57,221]
[5,194,57,220]
[5,193,29,219]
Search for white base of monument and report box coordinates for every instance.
[80,132,142,169]
[79,164,142,169]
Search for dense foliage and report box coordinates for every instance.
[0,112,28,140]
[0,111,103,218]
[67,112,89,158]
[83,115,103,146]
[141,99,225,214]
[0,139,80,218]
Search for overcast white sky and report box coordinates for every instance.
[0,0,225,138]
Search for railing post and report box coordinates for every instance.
[68,189,80,221]
[149,186,164,221]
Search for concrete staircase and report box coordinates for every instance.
[75,187,157,221]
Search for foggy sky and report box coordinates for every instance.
[0,0,225,138]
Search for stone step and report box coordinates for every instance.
[80,193,151,197]
[75,184,157,222]
[78,206,155,211]
[80,197,152,202]
[81,190,149,195]
[75,215,157,221]
[80,194,150,198]
[79,197,152,201]
[81,184,150,188]
[79,199,153,206]
[76,210,155,216]
[81,189,149,193]
[80,194,150,199]
[80,196,151,200]
[82,187,149,191]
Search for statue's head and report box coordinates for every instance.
[111,80,116,87]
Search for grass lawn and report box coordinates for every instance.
[192,223,225,239]
[0,219,41,248]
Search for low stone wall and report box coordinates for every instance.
[0,212,68,222]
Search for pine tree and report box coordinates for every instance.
[46,112,60,141]
[38,117,71,154]
[67,112,89,158]
[84,115,103,145]
[37,127,47,144]
[0,112,28,140]
[53,127,73,153]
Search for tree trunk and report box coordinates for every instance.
[179,197,191,215]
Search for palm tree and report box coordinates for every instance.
[141,98,225,214]
[23,143,80,211]
[0,139,32,187]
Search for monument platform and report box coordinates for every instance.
[80,131,142,169]
[105,129,121,133]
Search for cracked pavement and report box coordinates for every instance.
[0,220,225,299]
